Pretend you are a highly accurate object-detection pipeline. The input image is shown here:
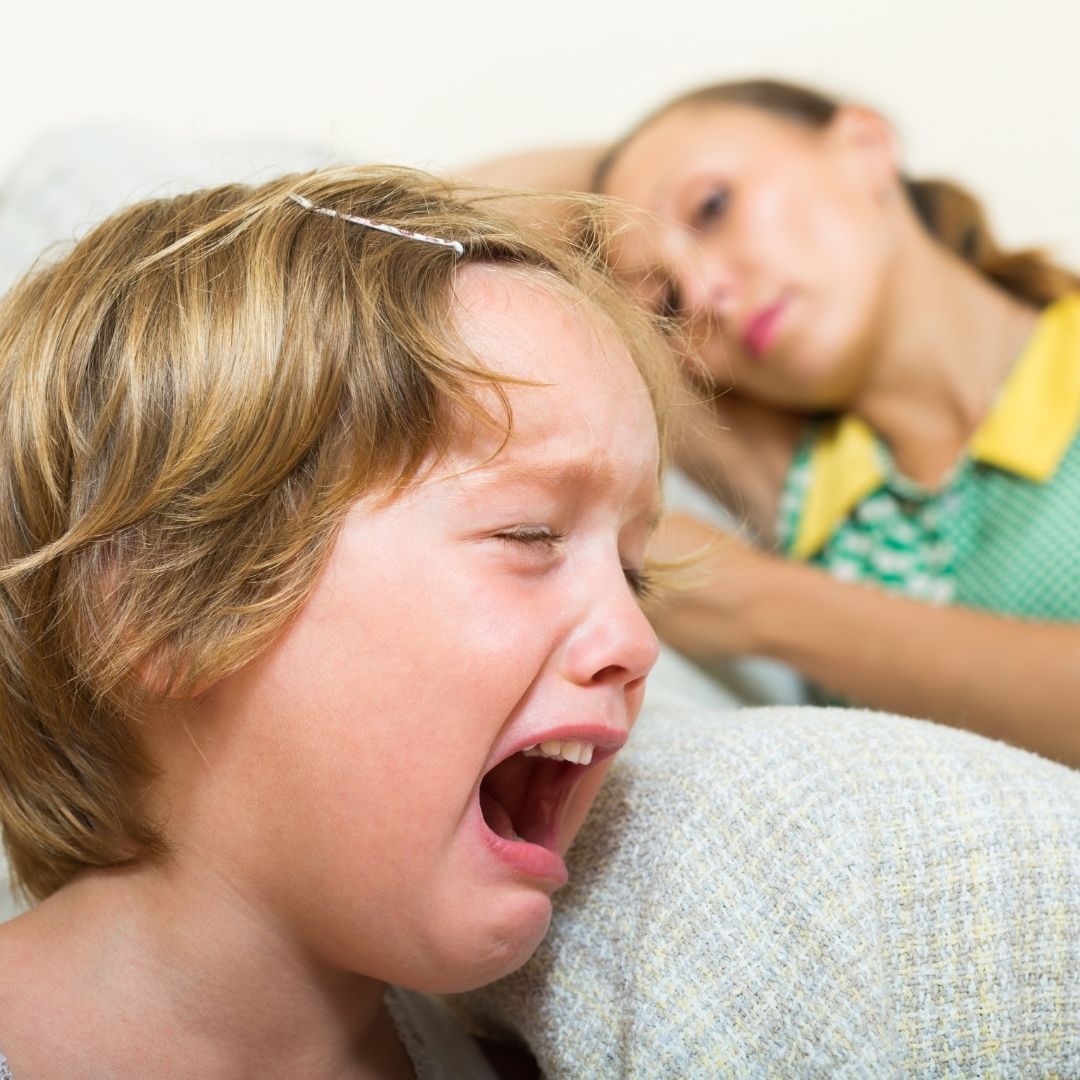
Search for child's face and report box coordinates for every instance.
[179,267,661,992]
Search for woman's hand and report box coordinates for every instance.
[647,512,780,658]
[648,511,1080,768]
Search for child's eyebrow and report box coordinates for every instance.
[464,457,663,529]
[486,457,613,490]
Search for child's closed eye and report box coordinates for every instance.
[494,525,566,550]
[623,564,657,601]
[495,527,658,603]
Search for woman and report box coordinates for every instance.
[471,80,1080,765]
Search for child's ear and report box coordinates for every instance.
[827,105,901,198]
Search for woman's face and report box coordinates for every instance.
[163,267,661,994]
[602,103,900,410]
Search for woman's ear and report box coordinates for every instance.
[827,105,901,198]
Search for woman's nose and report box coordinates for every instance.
[669,241,738,322]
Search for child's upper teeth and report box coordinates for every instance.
[521,739,595,765]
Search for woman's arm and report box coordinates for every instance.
[460,145,608,193]
[453,146,609,234]
[651,514,1080,766]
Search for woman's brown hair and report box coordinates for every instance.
[596,78,1080,307]
[0,166,675,900]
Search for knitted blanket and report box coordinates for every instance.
[452,705,1080,1077]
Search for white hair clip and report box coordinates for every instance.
[288,193,464,255]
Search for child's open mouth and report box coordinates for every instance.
[477,739,607,882]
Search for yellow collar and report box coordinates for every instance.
[791,295,1080,560]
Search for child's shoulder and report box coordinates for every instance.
[0,919,35,1074]
[0,911,80,1078]
[0,912,34,1003]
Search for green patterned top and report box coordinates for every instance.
[778,295,1080,621]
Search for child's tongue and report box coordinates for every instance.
[480,790,517,841]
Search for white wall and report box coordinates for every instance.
[2,0,1078,262]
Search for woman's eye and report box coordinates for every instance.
[658,283,681,320]
[695,188,729,228]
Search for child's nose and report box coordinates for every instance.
[560,571,660,692]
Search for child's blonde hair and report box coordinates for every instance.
[0,166,673,900]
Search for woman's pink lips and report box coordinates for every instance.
[741,299,787,358]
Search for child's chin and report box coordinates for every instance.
[419,895,554,994]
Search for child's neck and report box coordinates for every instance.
[0,865,413,1079]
